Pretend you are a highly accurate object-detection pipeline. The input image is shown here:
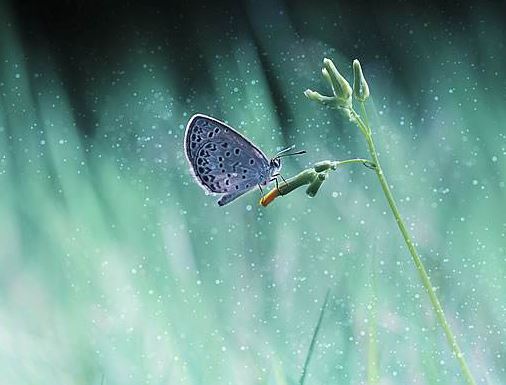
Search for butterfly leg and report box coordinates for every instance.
[279,174,288,187]
[272,173,288,186]
[270,175,281,194]
[258,184,264,198]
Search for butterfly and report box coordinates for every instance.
[184,114,304,206]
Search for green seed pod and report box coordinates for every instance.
[306,173,327,197]
[323,58,352,108]
[352,59,370,102]
[314,160,334,173]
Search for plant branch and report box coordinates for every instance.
[260,159,374,206]
[351,106,477,385]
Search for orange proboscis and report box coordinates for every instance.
[259,188,280,207]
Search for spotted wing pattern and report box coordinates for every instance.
[184,114,272,205]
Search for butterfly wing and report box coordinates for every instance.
[184,114,271,204]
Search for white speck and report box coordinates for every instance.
[246,205,252,211]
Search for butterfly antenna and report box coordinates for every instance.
[276,149,306,158]
[275,145,296,157]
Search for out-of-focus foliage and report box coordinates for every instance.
[0,1,504,384]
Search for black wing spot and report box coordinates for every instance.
[207,132,214,138]
[234,148,240,155]
[198,166,205,174]
[225,151,231,157]
[221,142,229,148]
[235,185,239,190]
[249,159,255,165]
[218,156,224,161]
[214,128,220,133]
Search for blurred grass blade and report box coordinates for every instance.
[299,289,330,385]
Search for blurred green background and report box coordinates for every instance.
[0,0,504,384]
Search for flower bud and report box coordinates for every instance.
[323,58,352,108]
[321,68,332,85]
[304,89,337,106]
[352,59,370,102]
[260,188,280,207]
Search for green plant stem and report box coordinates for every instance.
[265,159,373,198]
[360,101,371,135]
[333,158,371,167]
[350,107,476,385]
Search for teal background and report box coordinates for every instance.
[0,1,504,384]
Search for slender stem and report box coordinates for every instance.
[351,107,476,385]
[360,101,371,135]
[299,289,330,385]
[334,158,372,167]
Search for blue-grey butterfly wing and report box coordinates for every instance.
[217,188,251,206]
[184,114,271,203]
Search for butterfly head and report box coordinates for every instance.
[269,146,306,174]
[269,157,282,173]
